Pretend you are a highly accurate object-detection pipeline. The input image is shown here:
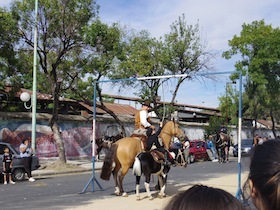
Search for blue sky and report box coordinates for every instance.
[1,0,280,108]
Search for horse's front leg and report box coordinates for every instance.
[144,173,153,200]
[158,174,167,198]
[135,175,141,201]
[96,145,102,161]
[218,148,223,163]
[225,146,229,163]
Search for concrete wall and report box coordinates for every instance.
[0,116,279,159]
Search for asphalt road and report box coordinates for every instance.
[0,157,251,210]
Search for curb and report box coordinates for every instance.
[33,168,93,178]
[32,161,103,178]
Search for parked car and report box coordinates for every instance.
[188,140,209,163]
[233,138,254,157]
[0,142,40,181]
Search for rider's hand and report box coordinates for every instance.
[150,125,155,130]
[159,122,163,127]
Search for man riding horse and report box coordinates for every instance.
[134,100,155,134]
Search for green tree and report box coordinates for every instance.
[0,8,20,87]
[223,20,280,137]
[112,14,215,119]
[67,19,128,135]
[218,83,238,126]
[10,0,98,163]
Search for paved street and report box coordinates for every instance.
[0,156,254,210]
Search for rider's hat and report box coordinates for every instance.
[142,100,152,108]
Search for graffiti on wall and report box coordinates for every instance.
[0,120,100,158]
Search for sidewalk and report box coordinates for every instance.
[32,158,102,177]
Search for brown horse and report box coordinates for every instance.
[100,120,185,196]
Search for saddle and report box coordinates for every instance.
[150,150,165,164]
[130,134,148,151]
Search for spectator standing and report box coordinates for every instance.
[183,137,190,163]
[19,139,35,182]
[243,139,280,210]
[2,147,16,184]
[206,137,218,160]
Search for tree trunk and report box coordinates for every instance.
[50,80,67,163]
[52,122,67,163]
[270,108,276,138]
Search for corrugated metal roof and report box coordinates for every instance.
[10,87,136,116]
[257,119,280,129]
[79,101,137,116]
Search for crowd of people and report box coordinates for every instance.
[2,139,35,184]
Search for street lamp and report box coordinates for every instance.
[20,92,32,109]
[19,0,39,154]
[20,91,37,154]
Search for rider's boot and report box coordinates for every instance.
[164,152,171,166]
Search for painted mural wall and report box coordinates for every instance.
[0,119,134,159]
[0,119,278,159]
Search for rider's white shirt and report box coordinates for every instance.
[139,109,151,128]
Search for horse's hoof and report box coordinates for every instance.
[136,196,140,201]
[158,194,166,199]
[149,196,154,200]
[122,192,128,197]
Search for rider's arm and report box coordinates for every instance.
[154,126,162,136]
[139,110,151,128]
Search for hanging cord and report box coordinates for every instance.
[161,83,166,123]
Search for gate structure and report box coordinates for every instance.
[81,71,244,201]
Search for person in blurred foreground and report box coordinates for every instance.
[243,139,280,210]
[164,184,245,210]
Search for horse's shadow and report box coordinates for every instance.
[107,179,194,200]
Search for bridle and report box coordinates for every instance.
[161,122,180,138]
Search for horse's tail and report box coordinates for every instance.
[100,143,118,180]
[132,156,142,176]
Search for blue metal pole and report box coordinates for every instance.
[236,71,243,200]
[80,80,103,193]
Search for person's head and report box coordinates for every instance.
[164,184,244,210]
[22,139,29,145]
[243,139,280,210]
[141,100,152,110]
[4,147,9,153]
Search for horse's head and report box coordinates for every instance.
[160,120,185,149]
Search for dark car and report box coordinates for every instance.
[188,140,209,163]
[233,138,254,157]
[0,142,40,181]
